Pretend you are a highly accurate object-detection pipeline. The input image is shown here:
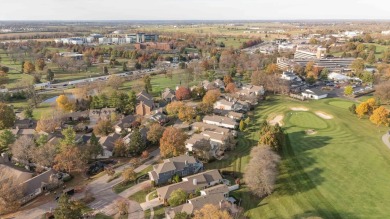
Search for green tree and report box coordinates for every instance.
[349,104,357,114]
[0,130,15,152]
[147,123,165,145]
[53,194,82,219]
[366,52,376,64]
[103,66,108,75]
[46,68,54,81]
[344,86,354,96]
[168,189,187,207]
[143,75,152,93]
[87,133,103,159]
[128,128,145,155]
[60,127,76,149]
[0,103,16,130]
[23,106,33,119]
[122,62,127,71]
[35,134,48,147]
[351,59,365,74]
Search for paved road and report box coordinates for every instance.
[12,148,160,219]
[382,133,390,150]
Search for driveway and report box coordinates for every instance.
[140,198,162,211]
[11,148,161,219]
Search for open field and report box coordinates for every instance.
[120,70,202,97]
[206,96,390,218]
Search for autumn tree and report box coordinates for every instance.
[35,59,46,71]
[122,167,136,183]
[370,106,389,126]
[356,102,369,119]
[265,63,278,74]
[160,127,187,158]
[168,189,187,207]
[23,61,35,74]
[54,147,85,173]
[223,75,233,86]
[56,95,75,112]
[193,204,232,219]
[225,82,236,93]
[147,123,165,144]
[244,146,280,198]
[0,103,16,129]
[0,174,23,215]
[351,59,365,74]
[0,129,15,152]
[113,138,127,157]
[166,101,185,116]
[11,135,35,164]
[202,89,221,105]
[53,194,83,219]
[36,111,63,133]
[94,119,113,136]
[107,75,125,90]
[344,86,353,96]
[239,120,246,131]
[178,105,196,123]
[32,143,57,168]
[375,81,390,104]
[176,86,191,101]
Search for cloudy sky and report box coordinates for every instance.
[1,0,390,20]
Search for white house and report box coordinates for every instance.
[213,99,235,111]
[203,115,237,129]
[281,71,302,82]
[302,89,328,100]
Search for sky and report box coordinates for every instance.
[1,0,390,20]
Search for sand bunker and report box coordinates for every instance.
[290,107,309,111]
[315,111,333,119]
[268,115,284,126]
[305,129,317,135]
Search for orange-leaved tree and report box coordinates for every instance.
[160,127,187,158]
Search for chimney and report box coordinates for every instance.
[219,200,223,209]
[193,179,197,186]
[185,160,188,166]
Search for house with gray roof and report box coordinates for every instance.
[203,115,238,129]
[165,184,230,219]
[98,133,121,158]
[162,88,177,102]
[148,155,203,186]
[156,169,224,203]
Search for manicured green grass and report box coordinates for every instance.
[206,96,390,218]
[93,213,113,219]
[128,187,155,203]
[144,205,165,219]
[215,37,251,49]
[113,165,153,194]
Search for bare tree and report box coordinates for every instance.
[32,143,57,168]
[11,135,35,164]
[244,146,280,197]
[0,174,23,215]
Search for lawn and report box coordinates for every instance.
[206,96,390,218]
[128,187,156,203]
[144,205,165,219]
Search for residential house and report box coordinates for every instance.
[13,119,35,129]
[185,131,228,157]
[301,89,328,100]
[136,90,155,116]
[156,169,223,203]
[0,165,60,204]
[214,79,225,90]
[148,155,203,186]
[165,184,231,219]
[191,122,230,135]
[123,127,149,145]
[114,115,136,134]
[150,112,169,125]
[227,111,244,121]
[203,115,237,129]
[98,133,121,158]
[162,88,177,102]
[20,169,60,203]
[238,84,265,96]
[213,99,235,111]
[281,71,302,82]
[201,80,216,91]
[64,110,89,122]
[89,108,116,122]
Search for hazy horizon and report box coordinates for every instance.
[1,0,390,21]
